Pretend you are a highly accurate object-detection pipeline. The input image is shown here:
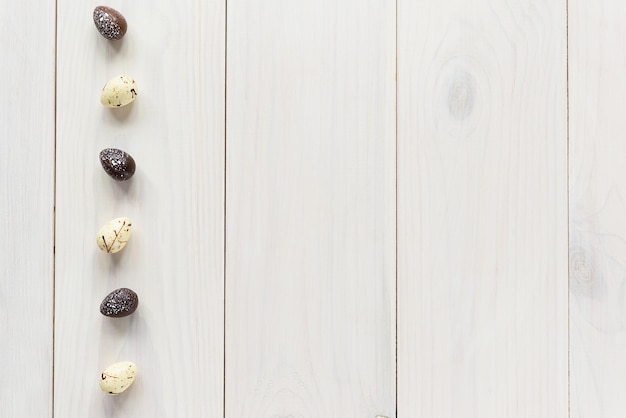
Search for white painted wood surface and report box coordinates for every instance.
[569,1,626,416]
[54,0,224,416]
[0,0,55,415]
[397,1,569,416]
[225,0,396,416]
[8,0,626,416]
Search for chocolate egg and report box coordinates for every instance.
[99,148,136,181]
[100,361,137,394]
[93,6,127,40]
[100,74,137,107]
[96,217,132,254]
[100,288,139,317]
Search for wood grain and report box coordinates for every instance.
[54,1,225,416]
[397,1,568,416]
[0,0,55,415]
[569,1,626,416]
[225,0,396,416]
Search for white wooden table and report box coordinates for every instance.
[1,0,621,416]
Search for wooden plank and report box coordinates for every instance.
[397,1,568,416]
[0,0,55,415]
[225,0,396,416]
[569,1,626,416]
[54,1,225,416]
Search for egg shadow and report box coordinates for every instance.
[100,314,133,338]
[102,381,135,417]
[113,176,136,198]
[106,103,135,123]
[95,34,126,53]
[107,38,126,53]
[108,247,129,270]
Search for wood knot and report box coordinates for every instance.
[569,245,599,296]
[447,70,476,120]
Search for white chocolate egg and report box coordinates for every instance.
[100,75,137,107]
[99,361,137,395]
[96,217,132,254]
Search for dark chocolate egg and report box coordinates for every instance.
[99,148,136,181]
[100,288,139,318]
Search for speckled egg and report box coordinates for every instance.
[96,217,132,254]
[93,6,127,40]
[99,361,137,394]
[100,288,139,317]
[99,148,136,181]
[100,75,137,108]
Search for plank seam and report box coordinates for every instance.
[223,0,228,416]
[394,0,399,416]
[566,0,571,416]
[52,0,58,414]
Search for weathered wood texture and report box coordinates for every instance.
[569,1,626,416]
[225,0,396,416]
[397,1,569,416]
[54,1,225,416]
[0,0,55,415]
